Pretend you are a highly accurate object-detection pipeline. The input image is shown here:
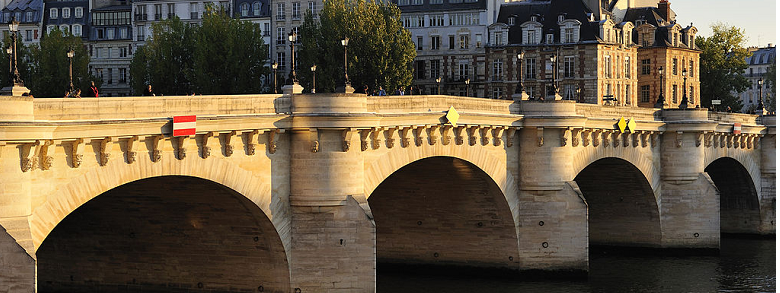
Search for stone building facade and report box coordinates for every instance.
[739,45,775,112]
[270,0,320,85]
[89,3,132,96]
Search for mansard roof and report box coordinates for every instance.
[5,0,42,12]
[747,47,776,65]
[496,0,600,45]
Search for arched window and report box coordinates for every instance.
[59,24,69,34]
[72,24,81,36]
[241,3,249,16]
[49,8,58,19]
[62,7,70,19]
[253,1,261,16]
[75,7,83,18]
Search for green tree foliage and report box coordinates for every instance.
[0,35,32,89]
[130,7,268,95]
[696,23,750,111]
[298,0,416,93]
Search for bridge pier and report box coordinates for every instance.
[759,117,776,234]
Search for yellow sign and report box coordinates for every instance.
[617,117,627,133]
[446,106,460,126]
[627,117,637,133]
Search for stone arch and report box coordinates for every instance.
[30,157,287,256]
[703,151,762,203]
[571,146,660,200]
[704,156,761,234]
[363,144,520,225]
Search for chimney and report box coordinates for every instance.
[657,0,671,23]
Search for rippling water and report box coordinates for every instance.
[377,238,775,293]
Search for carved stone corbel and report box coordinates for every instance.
[200,132,214,158]
[174,136,189,160]
[70,138,85,168]
[505,127,517,148]
[591,129,601,147]
[441,125,453,146]
[694,132,703,147]
[650,132,660,148]
[492,126,505,146]
[640,131,649,148]
[244,130,264,156]
[20,141,38,172]
[267,129,284,154]
[536,127,544,147]
[703,132,712,147]
[720,134,726,149]
[713,133,721,148]
[413,126,426,147]
[739,135,746,149]
[125,136,139,164]
[466,125,479,146]
[612,131,621,147]
[93,137,113,166]
[755,135,762,149]
[746,134,753,149]
[675,131,683,148]
[622,132,630,147]
[571,128,580,147]
[384,127,397,148]
[426,125,440,146]
[727,134,734,148]
[398,127,412,148]
[454,126,466,145]
[560,128,570,146]
[342,129,354,152]
[603,130,611,147]
[221,131,238,156]
[308,128,319,153]
[479,126,491,146]
[360,129,371,151]
[370,127,382,149]
[148,135,163,162]
[582,129,591,147]
[39,140,54,170]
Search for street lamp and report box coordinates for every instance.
[757,78,765,113]
[67,49,75,94]
[576,85,582,102]
[654,66,665,108]
[679,68,689,109]
[341,37,350,90]
[515,50,525,95]
[271,61,278,94]
[465,78,470,97]
[549,54,558,97]
[288,32,297,83]
[5,47,11,82]
[310,64,316,94]
[7,18,22,86]
[435,76,441,95]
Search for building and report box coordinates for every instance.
[131,0,231,48]
[42,0,88,38]
[89,2,132,96]
[271,0,320,85]
[1,0,44,45]
[739,45,775,112]
[234,0,271,89]
[395,0,500,96]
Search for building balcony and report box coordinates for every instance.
[134,14,147,21]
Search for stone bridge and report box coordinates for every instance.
[0,93,774,292]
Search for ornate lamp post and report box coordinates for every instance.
[67,49,75,94]
[5,47,11,81]
[288,32,298,84]
[548,53,559,99]
[576,85,582,102]
[435,77,441,95]
[310,64,316,94]
[679,68,689,109]
[8,18,22,86]
[757,78,765,114]
[654,66,665,108]
[341,37,352,92]
[271,61,278,94]
[465,78,470,97]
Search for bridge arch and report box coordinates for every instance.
[704,156,761,234]
[571,146,660,198]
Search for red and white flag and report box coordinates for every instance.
[173,115,196,137]
[733,123,741,135]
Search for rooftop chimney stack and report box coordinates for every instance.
[658,0,671,23]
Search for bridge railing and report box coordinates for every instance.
[708,112,764,125]
[574,104,661,121]
[367,95,513,115]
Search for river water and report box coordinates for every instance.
[377,237,775,293]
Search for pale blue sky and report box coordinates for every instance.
[670,0,776,47]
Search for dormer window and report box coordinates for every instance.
[508,17,515,26]
[558,14,564,23]
[531,15,537,22]
[546,33,554,44]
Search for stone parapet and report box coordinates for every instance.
[0,96,33,121]
[367,95,513,115]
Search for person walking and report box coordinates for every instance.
[377,86,386,96]
[89,81,99,98]
[143,84,155,96]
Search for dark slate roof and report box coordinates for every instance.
[233,0,271,18]
[3,0,43,23]
[92,5,131,12]
[622,7,664,27]
[747,47,776,65]
[393,0,487,14]
[496,0,599,45]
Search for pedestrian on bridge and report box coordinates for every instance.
[89,81,99,98]
[144,84,155,96]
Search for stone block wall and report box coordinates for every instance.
[0,227,34,293]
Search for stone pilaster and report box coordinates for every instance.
[759,116,776,234]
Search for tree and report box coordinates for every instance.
[298,0,416,93]
[25,29,97,98]
[0,35,33,89]
[696,23,750,111]
[131,17,195,95]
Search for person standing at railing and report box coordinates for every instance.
[89,81,99,98]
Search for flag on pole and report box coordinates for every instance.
[173,115,196,136]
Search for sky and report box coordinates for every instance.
[669,0,777,48]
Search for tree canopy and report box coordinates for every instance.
[130,6,269,95]
[695,23,750,111]
[297,0,416,94]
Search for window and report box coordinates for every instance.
[167,3,175,18]
[47,25,54,34]
[604,55,611,78]
[254,2,261,15]
[429,14,444,27]
[625,85,631,104]
[689,86,694,101]
[546,33,554,44]
[624,57,630,78]
[107,28,115,39]
[60,24,69,34]
[75,7,83,18]
[277,27,285,44]
[14,11,19,21]
[458,63,469,80]
[526,58,536,79]
[411,0,423,5]
[398,0,409,5]
[672,84,678,104]
[3,12,8,22]
[564,84,576,100]
[508,17,515,26]
[672,58,678,75]
[641,85,650,102]
[429,36,439,50]
[241,3,249,16]
[190,3,199,19]
[416,36,422,50]
[526,86,535,99]
[492,59,503,80]
[564,56,575,77]
[276,3,285,19]
[448,35,454,50]
[72,24,81,37]
[95,68,103,81]
[62,8,70,19]
[689,60,694,77]
[24,30,31,41]
[493,32,503,46]
[264,23,270,36]
[97,28,105,39]
[154,4,161,20]
[50,8,58,19]
[120,27,127,39]
[95,47,101,58]
[119,68,127,83]
[292,2,300,19]
[277,52,286,68]
[430,0,442,4]
[606,83,612,96]
[641,59,650,75]
[136,25,145,41]
[564,28,574,43]
[492,87,503,99]
[459,34,469,49]
[292,27,299,42]
[119,47,128,58]
[107,68,113,84]
[475,34,482,48]
[525,30,536,44]
[449,13,479,26]
[430,60,440,78]
[25,11,32,22]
